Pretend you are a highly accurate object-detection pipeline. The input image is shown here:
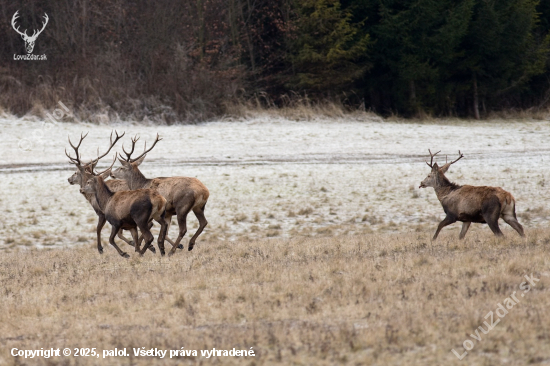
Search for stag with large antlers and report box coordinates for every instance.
[419,150,524,240]
[81,169,168,257]
[11,10,48,54]
[66,131,156,254]
[111,134,209,256]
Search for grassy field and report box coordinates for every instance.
[1,227,549,365]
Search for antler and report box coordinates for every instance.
[29,13,48,40]
[93,155,117,176]
[11,11,48,40]
[446,150,464,166]
[120,135,141,162]
[11,11,27,37]
[87,130,125,166]
[65,132,89,166]
[425,149,441,168]
[120,133,162,162]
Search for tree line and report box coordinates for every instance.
[0,0,549,121]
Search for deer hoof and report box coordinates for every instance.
[122,252,130,258]
[129,241,135,246]
[148,246,156,253]
[178,244,184,250]
[188,245,194,251]
[98,247,104,254]
[167,251,175,257]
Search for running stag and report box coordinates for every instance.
[111,134,209,255]
[66,131,155,254]
[419,150,525,240]
[81,169,168,258]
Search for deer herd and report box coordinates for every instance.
[66,132,525,258]
[66,131,208,258]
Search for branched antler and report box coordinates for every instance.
[11,11,26,38]
[120,133,162,162]
[87,130,125,167]
[449,150,464,165]
[120,135,141,162]
[65,132,89,166]
[425,149,441,168]
[11,11,48,41]
[93,155,117,176]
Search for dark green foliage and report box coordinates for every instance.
[287,0,370,94]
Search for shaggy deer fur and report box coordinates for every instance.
[82,172,168,257]
[419,150,525,240]
[111,134,209,255]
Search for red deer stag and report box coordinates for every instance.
[81,168,168,257]
[419,150,525,240]
[66,131,155,254]
[111,134,209,255]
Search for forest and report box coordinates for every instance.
[1,0,549,121]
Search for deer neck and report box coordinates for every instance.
[127,169,151,190]
[433,172,459,201]
[94,178,114,211]
[81,191,95,204]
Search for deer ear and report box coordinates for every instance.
[134,154,147,166]
[118,157,129,166]
[439,163,450,174]
[432,163,440,172]
[99,170,111,180]
[84,162,96,173]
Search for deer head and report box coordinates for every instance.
[66,131,125,187]
[419,150,463,188]
[111,134,162,181]
[12,11,49,54]
[81,171,111,195]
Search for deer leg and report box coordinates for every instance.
[108,224,129,258]
[482,199,504,237]
[155,212,168,256]
[432,215,457,240]
[129,227,140,253]
[188,204,208,251]
[135,223,157,253]
[458,222,471,240]
[96,214,107,254]
[117,229,134,247]
[502,214,525,237]
[169,205,193,256]
[138,225,155,256]
[164,213,183,250]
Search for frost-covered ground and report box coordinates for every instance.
[1,116,549,250]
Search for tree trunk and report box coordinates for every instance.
[197,0,205,59]
[238,0,256,72]
[229,0,239,48]
[409,79,417,114]
[473,73,480,120]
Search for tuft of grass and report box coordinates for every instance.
[298,207,314,216]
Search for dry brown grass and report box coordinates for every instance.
[1,228,549,365]
[223,95,384,123]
